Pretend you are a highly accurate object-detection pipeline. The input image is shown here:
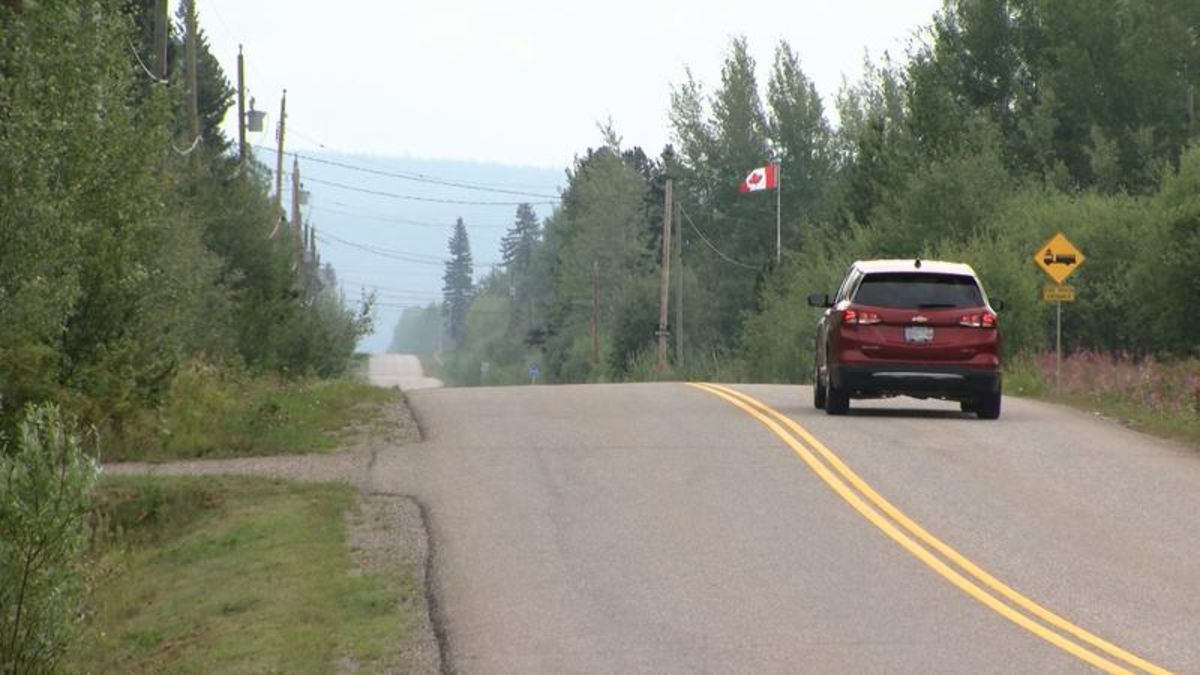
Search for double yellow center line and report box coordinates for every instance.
[690,382,1170,675]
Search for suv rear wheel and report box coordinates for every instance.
[825,375,850,415]
[813,363,826,409]
[974,390,1001,420]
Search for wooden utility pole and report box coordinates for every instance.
[290,157,302,248]
[152,0,168,80]
[184,0,200,145]
[291,157,309,293]
[237,45,247,163]
[656,179,674,373]
[1188,28,1196,139]
[274,89,288,217]
[674,200,683,369]
[591,261,600,365]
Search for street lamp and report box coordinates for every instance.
[246,97,266,133]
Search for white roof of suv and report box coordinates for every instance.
[853,259,979,277]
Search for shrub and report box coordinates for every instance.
[0,403,99,673]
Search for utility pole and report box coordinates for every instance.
[237,45,247,163]
[591,261,600,365]
[656,179,674,373]
[184,0,200,146]
[291,156,313,293]
[775,160,782,264]
[675,199,683,370]
[152,0,168,80]
[290,156,302,251]
[274,89,288,217]
[1188,28,1196,139]
[1187,61,1195,140]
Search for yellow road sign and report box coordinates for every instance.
[1042,285,1076,303]
[1034,232,1085,284]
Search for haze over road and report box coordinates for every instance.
[367,361,1198,672]
[368,353,443,390]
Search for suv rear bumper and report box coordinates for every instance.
[832,364,1000,400]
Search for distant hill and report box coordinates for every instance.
[285,150,565,353]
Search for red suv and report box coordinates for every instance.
[807,259,1004,419]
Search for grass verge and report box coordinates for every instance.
[68,475,422,674]
[105,364,398,462]
[1006,351,1200,448]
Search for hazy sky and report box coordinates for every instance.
[191,0,947,352]
[197,0,943,168]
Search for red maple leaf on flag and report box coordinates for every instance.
[739,164,778,193]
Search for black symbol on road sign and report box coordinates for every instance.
[1043,249,1077,266]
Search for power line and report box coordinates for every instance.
[257,144,561,199]
[344,291,430,301]
[265,130,564,190]
[338,282,441,295]
[172,134,202,156]
[357,292,442,302]
[317,231,502,267]
[288,173,555,206]
[261,132,564,191]
[282,127,331,150]
[128,40,167,84]
[678,205,760,270]
[344,286,440,297]
[336,277,443,294]
[340,281,442,295]
[311,203,511,229]
[316,233,443,266]
[338,294,434,311]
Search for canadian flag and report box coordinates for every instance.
[739,163,779,193]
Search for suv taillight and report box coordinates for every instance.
[960,312,997,328]
[843,309,881,325]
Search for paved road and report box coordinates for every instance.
[371,374,1199,673]
[367,353,443,390]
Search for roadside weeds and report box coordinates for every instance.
[1007,352,1200,449]
[81,393,442,674]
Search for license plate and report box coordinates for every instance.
[905,326,935,343]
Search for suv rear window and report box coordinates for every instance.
[852,272,983,309]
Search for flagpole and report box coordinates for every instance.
[775,160,782,264]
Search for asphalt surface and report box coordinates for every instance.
[369,360,1198,673]
[368,353,444,390]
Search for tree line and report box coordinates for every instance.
[0,1,370,445]
[398,0,1200,386]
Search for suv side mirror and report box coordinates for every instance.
[991,298,1006,311]
[807,293,832,308]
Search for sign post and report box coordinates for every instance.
[1033,232,1085,392]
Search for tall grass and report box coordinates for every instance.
[101,362,396,462]
[1008,351,1200,446]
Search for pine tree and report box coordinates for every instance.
[500,203,540,336]
[501,203,540,272]
[442,218,474,348]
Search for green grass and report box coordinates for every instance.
[69,476,422,674]
[1052,394,1200,448]
[105,366,398,462]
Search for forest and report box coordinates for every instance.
[395,0,1200,389]
[0,1,371,448]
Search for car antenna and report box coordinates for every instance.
[914,257,922,269]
